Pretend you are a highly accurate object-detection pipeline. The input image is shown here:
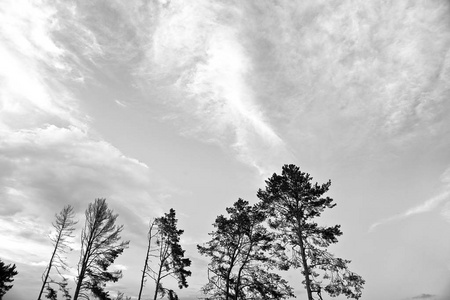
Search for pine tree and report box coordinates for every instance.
[145,209,191,300]
[0,259,18,299]
[73,199,129,300]
[257,164,365,300]
[198,199,293,300]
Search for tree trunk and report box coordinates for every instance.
[37,252,55,300]
[153,262,164,300]
[234,241,252,300]
[37,230,62,300]
[297,224,313,300]
[73,238,93,300]
[72,261,87,300]
[138,224,154,300]
[226,246,239,300]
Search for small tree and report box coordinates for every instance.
[145,209,191,300]
[257,164,365,300]
[198,199,293,300]
[38,205,77,300]
[0,259,17,299]
[73,199,129,300]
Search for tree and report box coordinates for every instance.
[38,205,77,300]
[144,208,191,300]
[137,219,158,300]
[73,199,130,300]
[257,164,365,300]
[198,199,294,300]
[0,259,18,299]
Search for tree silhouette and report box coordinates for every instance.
[38,205,77,300]
[73,199,129,300]
[143,209,191,300]
[137,219,158,300]
[257,164,365,300]
[0,259,18,299]
[198,199,293,300]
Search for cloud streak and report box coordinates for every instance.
[370,166,450,231]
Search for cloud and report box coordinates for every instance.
[136,0,293,174]
[0,125,167,261]
[411,294,436,299]
[115,99,127,107]
[231,0,450,165]
[23,0,449,176]
[370,166,450,231]
[0,1,174,292]
[0,0,96,133]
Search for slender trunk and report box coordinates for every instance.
[225,266,232,300]
[297,220,313,300]
[234,241,253,300]
[138,224,154,300]
[37,230,61,300]
[73,234,94,300]
[233,260,246,300]
[153,261,164,300]
[226,240,240,300]
[72,256,88,300]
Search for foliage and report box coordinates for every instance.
[114,291,132,300]
[45,286,57,300]
[38,205,77,300]
[145,208,191,300]
[257,164,365,300]
[0,259,18,299]
[44,278,71,300]
[198,199,293,300]
[73,199,129,300]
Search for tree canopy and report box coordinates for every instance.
[0,259,18,299]
[137,209,191,300]
[198,198,293,300]
[257,164,365,300]
[73,199,129,300]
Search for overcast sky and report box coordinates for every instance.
[1,1,450,300]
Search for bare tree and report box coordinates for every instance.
[137,219,158,300]
[73,199,129,300]
[38,205,77,300]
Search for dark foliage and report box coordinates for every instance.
[198,199,294,300]
[146,209,191,300]
[0,259,18,299]
[257,164,365,300]
[73,199,129,300]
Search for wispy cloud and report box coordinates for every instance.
[0,0,170,271]
[369,190,450,232]
[138,0,292,174]
[41,0,450,175]
[370,166,450,231]
[233,1,450,165]
[115,99,127,107]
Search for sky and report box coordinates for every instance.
[1,0,450,299]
